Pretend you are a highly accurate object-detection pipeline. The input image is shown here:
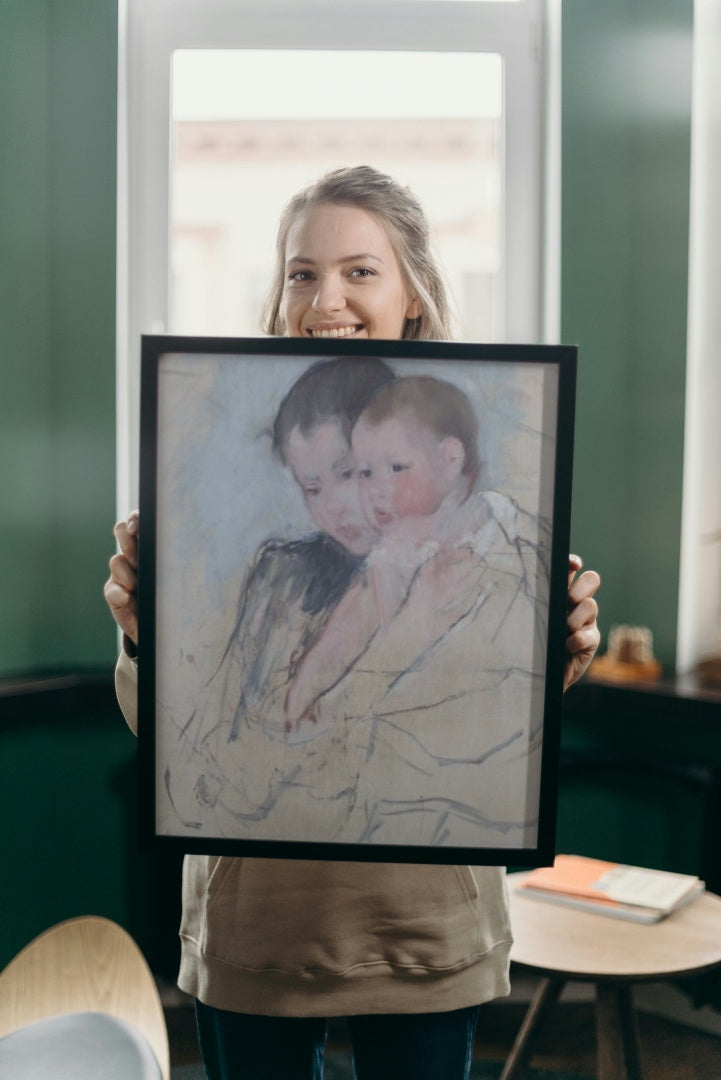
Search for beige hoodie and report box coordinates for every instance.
[116,651,512,1016]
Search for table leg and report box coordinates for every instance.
[596,982,643,1080]
[499,976,565,1080]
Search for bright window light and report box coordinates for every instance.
[170,50,504,341]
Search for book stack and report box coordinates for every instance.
[516,854,705,923]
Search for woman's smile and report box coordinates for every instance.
[306,323,365,339]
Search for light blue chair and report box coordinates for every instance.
[0,916,169,1079]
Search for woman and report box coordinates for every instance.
[105,165,600,1080]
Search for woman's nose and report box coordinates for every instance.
[313,274,345,314]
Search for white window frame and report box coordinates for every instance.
[117,0,559,512]
[677,0,721,674]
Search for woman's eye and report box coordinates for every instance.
[358,468,371,480]
[349,267,374,279]
[303,487,321,498]
[288,270,313,283]
[340,468,354,481]
[391,463,407,473]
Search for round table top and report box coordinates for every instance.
[508,871,721,981]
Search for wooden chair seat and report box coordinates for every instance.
[0,916,169,1079]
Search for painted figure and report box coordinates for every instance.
[165,365,550,851]
[285,374,542,732]
[162,356,397,834]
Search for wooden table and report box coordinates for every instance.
[503,873,721,1080]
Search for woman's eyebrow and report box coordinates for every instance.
[339,253,384,265]
[286,253,384,266]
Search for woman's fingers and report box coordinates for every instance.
[113,511,139,568]
[104,512,140,645]
[103,575,139,643]
[566,588,600,635]
[564,559,601,690]
[567,552,583,586]
[108,551,137,592]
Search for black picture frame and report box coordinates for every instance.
[138,335,576,865]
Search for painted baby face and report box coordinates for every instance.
[352,411,464,533]
[285,419,379,556]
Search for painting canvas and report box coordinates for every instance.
[138,336,576,865]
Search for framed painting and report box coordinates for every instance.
[137,335,576,865]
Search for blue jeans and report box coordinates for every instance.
[195,1000,481,1080]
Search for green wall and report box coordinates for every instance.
[562,0,693,669]
[0,0,118,675]
[0,0,699,969]
[0,683,183,974]
[0,1,693,677]
[0,0,131,970]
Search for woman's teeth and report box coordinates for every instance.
[310,326,360,338]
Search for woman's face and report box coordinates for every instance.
[281,203,421,341]
[284,419,378,556]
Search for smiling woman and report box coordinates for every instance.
[282,205,421,340]
[263,167,451,341]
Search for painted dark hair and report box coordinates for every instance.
[272,357,396,463]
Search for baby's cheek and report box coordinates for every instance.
[393,475,438,517]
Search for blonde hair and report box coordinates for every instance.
[262,166,454,341]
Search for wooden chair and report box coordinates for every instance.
[0,915,170,1079]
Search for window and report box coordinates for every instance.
[169,49,503,340]
[118,0,557,509]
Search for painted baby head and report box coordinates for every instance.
[351,375,479,534]
[272,357,396,555]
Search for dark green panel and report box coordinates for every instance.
[562,0,693,668]
[0,0,118,674]
[559,683,721,889]
[556,769,708,876]
[47,0,118,666]
[0,683,184,976]
[0,2,55,669]
[0,690,133,967]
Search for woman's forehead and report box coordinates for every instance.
[285,203,395,261]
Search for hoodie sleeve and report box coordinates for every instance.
[115,646,139,736]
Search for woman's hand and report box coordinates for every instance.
[103,510,139,646]
[564,554,601,691]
